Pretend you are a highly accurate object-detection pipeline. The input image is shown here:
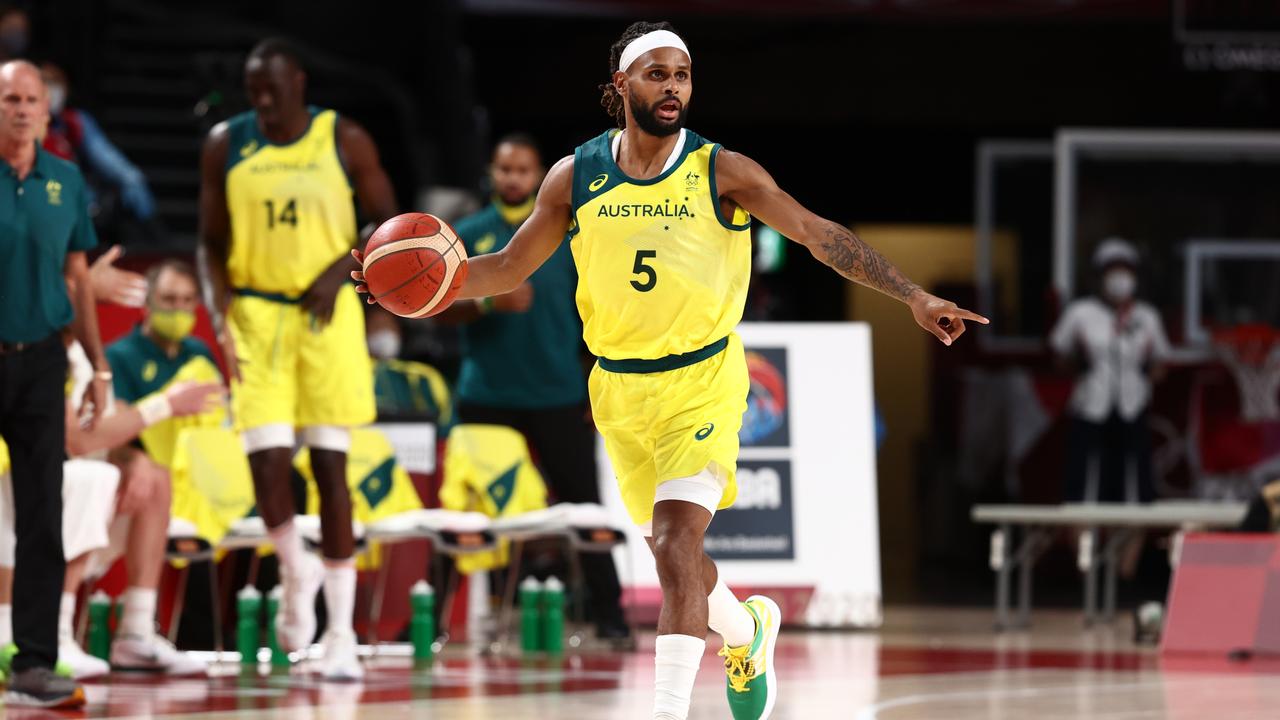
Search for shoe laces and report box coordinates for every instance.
[718,644,754,694]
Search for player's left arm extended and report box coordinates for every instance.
[716,149,988,345]
[303,119,399,325]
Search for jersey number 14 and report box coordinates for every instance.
[265,198,298,230]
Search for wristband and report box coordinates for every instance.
[137,394,173,426]
[95,370,113,381]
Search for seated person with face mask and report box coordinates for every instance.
[1049,238,1171,503]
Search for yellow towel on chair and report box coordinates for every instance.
[441,424,548,574]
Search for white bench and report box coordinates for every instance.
[970,502,1247,629]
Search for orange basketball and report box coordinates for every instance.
[362,213,469,318]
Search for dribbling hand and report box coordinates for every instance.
[349,248,376,304]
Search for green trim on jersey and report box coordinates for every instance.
[223,106,322,174]
[708,145,752,231]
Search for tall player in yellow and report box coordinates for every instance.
[198,38,397,680]
[357,21,986,720]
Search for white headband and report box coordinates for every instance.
[618,30,690,73]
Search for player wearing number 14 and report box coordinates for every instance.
[197,38,399,680]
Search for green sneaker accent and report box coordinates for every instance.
[719,595,781,720]
[0,642,15,674]
[0,642,73,679]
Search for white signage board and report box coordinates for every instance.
[599,322,882,627]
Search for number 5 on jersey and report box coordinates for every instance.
[631,249,657,292]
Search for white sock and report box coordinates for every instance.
[322,560,356,636]
[59,593,76,643]
[707,579,756,648]
[653,634,705,720]
[269,520,304,574]
[0,603,10,646]
[121,587,158,637]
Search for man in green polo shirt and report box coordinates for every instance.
[0,59,107,708]
[437,133,628,640]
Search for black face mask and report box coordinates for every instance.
[628,89,688,138]
[0,29,28,57]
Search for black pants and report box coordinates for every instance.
[1064,410,1155,503]
[0,336,67,672]
[457,401,624,625]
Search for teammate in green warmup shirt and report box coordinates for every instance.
[437,133,629,640]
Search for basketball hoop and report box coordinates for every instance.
[1212,324,1280,422]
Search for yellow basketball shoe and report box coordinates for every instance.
[718,595,781,720]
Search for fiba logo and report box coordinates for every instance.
[740,350,789,445]
[734,466,783,510]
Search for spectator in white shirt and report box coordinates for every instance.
[1050,238,1171,503]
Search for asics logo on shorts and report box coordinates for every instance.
[589,173,609,192]
[695,423,714,441]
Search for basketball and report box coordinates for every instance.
[362,212,469,318]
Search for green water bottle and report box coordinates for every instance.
[236,586,262,665]
[542,576,565,654]
[410,580,436,660]
[87,591,112,660]
[519,577,544,653]
[266,586,289,667]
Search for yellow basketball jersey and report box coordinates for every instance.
[225,108,357,296]
[569,129,752,360]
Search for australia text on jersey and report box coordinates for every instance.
[595,200,692,218]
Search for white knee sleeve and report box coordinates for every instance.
[242,424,295,454]
[639,465,728,537]
[301,425,351,453]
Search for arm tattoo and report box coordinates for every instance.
[816,222,921,301]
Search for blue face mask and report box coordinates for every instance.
[0,29,28,57]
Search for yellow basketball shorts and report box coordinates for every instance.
[589,333,749,527]
[228,284,375,431]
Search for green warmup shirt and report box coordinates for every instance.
[454,201,586,409]
[0,145,98,342]
[106,325,225,467]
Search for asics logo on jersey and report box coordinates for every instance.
[589,173,609,192]
[695,423,714,441]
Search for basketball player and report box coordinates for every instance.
[197,38,397,680]
[354,21,986,719]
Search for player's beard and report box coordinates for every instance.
[628,90,687,137]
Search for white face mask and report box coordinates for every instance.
[47,85,66,115]
[367,330,401,360]
[1103,268,1136,303]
